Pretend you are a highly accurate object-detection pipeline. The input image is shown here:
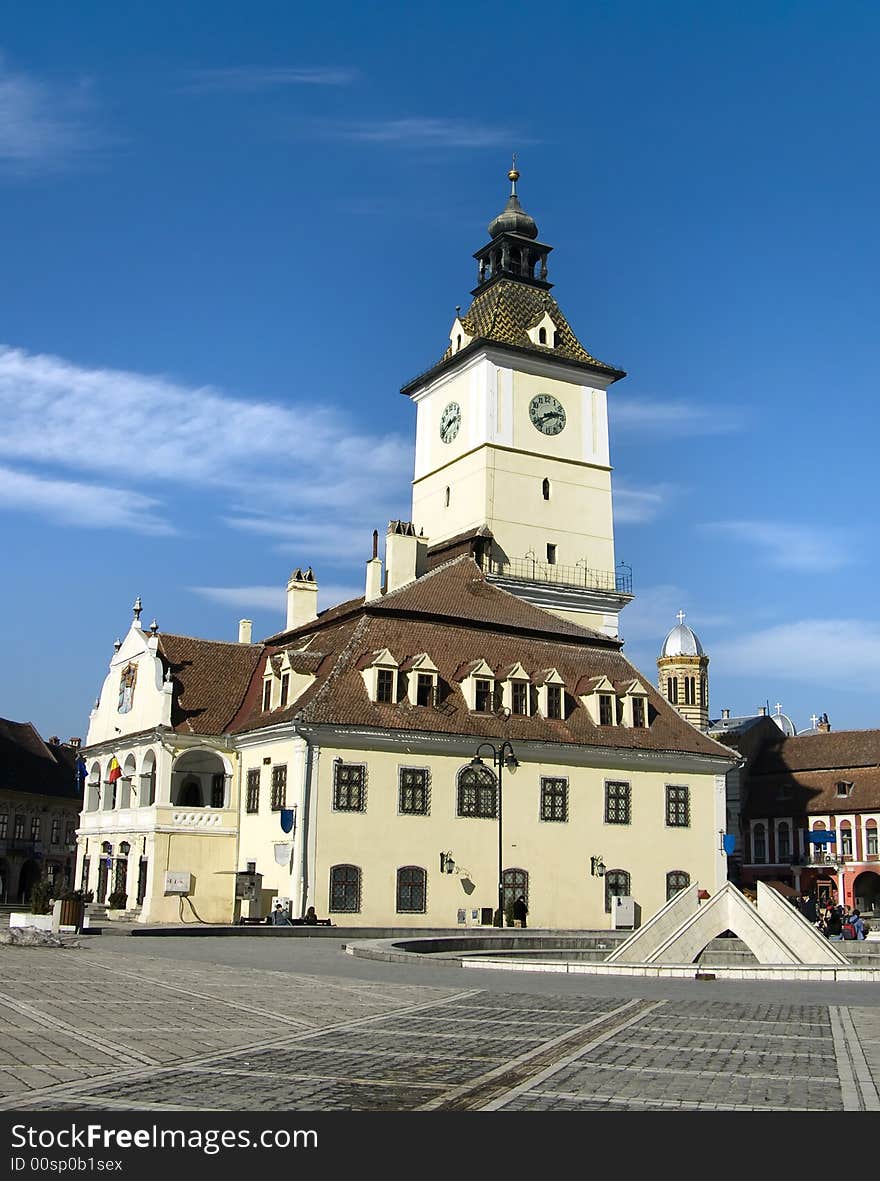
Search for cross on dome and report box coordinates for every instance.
[810,713,819,728]
[676,610,686,625]
[775,702,783,715]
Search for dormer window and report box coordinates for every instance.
[416,674,434,707]
[632,697,646,728]
[836,781,853,797]
[538,327,547,344]
[359,648,399,704]
[280,673,290,708]
[599,694,614,725]
[547,684,563,719]
[401,653,439,707]
[262,679,272,712]
[475,679,493,713]
[527,310,557,349]
[377,669,395,703]
[511,682,528,715]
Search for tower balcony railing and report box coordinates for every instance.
[478,554,633,595]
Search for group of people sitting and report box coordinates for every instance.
[270,903,321,926]
[797,893,870,940]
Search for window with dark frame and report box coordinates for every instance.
[50,818,60,845]
[457,764,497,818]
[416,673,434,706]
[867,826,878,856]
[599,694,614,726]
[211,773,226,809]
[605,869,631,912]
[605,781,631,825]
[262,680,272,711]
[502,867,529,914]
[540,777,568,822]
[329,864,361,913]
[14,815,24,840]
[66,822,75,844]
[753,823,766,863]
[632,697,646,728]
[376,668,394,703]
[666,870,690,901]
[399,767,430,815]
[0,814,7,839]
[246,768,260,814]
[667,676,678,704]
[777,822,790,862]
[546,683,563,719]
[665,784,690,828]
[840,827,853,856]
[546,543,557,565]
[396,866,427,913]
[333,762,366,812]
[511,681,528,715]
[474,678,493,712]
[684,676,696,705]
[280,673,290,708]
[31,817,40,841]
[270,764,287,811]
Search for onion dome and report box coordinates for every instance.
[659,611,705,658]
[487,163,539,240]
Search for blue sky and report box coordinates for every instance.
[1,1,878,740]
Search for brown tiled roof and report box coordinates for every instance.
[157,634,264,735]
[440,280,623,376]
[0,719,82,801]
[744,768,880,817]
[751,730,880,775]
[233,560,733,760]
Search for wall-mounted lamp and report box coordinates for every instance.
[440,851,455,874]
[590,855,606,878]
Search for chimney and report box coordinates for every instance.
[68,737,82,749]
[385,520,420,593]
[758,706,767,716]
[286,568,318,631]
[48,735,60,745]
[721,709,730,721]
[238,619,253,644]
[818,712,831,733]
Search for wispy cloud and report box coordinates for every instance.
[184,66,358,91]
[613,481,678,524]
[0,344,410,539]
[0,53,100,172]
[334,117,526,149]
[609,397,743,437]
[618,583,733,646]
[702,520,853,572]
[222,517,377,561]
[190,581,361,614]
[0,464,172,533]
[713,619,880,692]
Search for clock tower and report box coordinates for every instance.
[401,165,632,635]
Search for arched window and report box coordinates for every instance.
[502,867,528,914]
[329,865,362,913]
[753,823,766,864]
[666,677,678,705]
[538,327,547,345]
[456,333,462,351]
[456,764,497,818]
[867,821,878,857]
[396,866,427,913]
[141,752,156,806]
[444,486,450,508]
[840,823,853,857]
[777,822,790,862]
[542,477,550,500]
[666,870,690,901]
[605,869,631,913]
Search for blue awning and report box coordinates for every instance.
[806,831,836,845]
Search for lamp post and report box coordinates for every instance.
[469,740,518,927]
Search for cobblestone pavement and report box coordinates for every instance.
[1,940,878,1112]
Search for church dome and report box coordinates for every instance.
[659,614,705,658]
[487,166,539,240]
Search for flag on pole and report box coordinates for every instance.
[75,757,87,785]
[280,808,296,835]
[108,757,122,783]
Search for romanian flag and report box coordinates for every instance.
[108,757,122,783]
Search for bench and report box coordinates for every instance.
[290,917,333,926]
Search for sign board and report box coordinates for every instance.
[235,871,263,901]
[163,870,192,896]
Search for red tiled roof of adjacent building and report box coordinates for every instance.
[157,634,264,735]
[0,719,82,801]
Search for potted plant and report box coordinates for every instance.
[107,890,128,916]
[58,888,88,930]
[9,878,56,932]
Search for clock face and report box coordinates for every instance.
[529,393,566,436]
[439,401,461,444]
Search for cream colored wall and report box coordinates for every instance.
[311,745,723,929]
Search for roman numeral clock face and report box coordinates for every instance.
[439,401,461,443]
[529,393,566,435]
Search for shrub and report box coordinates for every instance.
[61,888,91,903]
[29,879,54,915]
[107,890,128,910]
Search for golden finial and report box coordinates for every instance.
[508,152,519,194]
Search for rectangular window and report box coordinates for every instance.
[280,673,290,708]
[667,677,678,705]
[0,814,7,839]
[511,681,528,715]
[540,777,568,822]
[666,784,690,827]
[868,829,878,856]
[50,819,60,845]
[546,684,563,719]
[836,781,852,797]
[14,815,24,840]
[416,674,434,707]
[66,822,76,845]
[474,679,492,712]
[334,763,366,812]
[605,781,631,825]
[399,767,430,815]
[211,773,226,808]
[246,768,260,814]
[31,817,41,841]
[632,697,646,728]
[262,680,272,711]
[270,765,287,811]
[841,829,853,856]
[376,668,394,703]
[599,694,614,726]
[546,543,557,565]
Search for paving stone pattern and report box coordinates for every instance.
[0,946,877,1112]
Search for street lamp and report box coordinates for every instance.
[470,740,518,927]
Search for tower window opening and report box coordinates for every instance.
[553,330,560,348]
[444,486,450,508]
[546,543,557,565]
[666,677,678,705]
[542,478,550,500]
[456,334,462,351]
[538,327,547,345]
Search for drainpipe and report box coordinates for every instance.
[299,737,321,918]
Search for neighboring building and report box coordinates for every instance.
[737,724,880,914]
[75,168,737,927]
[0,719,83,902]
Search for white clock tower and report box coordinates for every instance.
[402,165,632,636]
